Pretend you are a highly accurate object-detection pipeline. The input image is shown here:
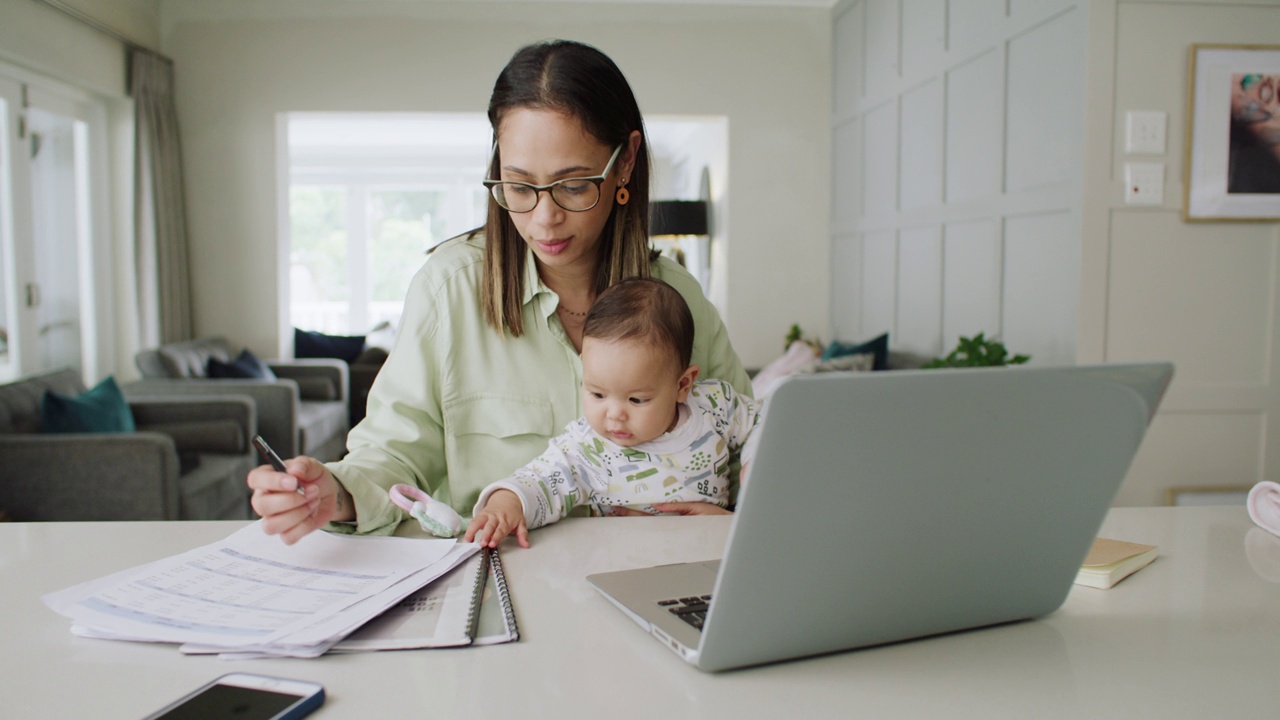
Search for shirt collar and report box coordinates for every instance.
[519,247,561,323]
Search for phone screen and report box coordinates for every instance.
[151,684,305,720]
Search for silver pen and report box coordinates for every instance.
[253,435,307,496]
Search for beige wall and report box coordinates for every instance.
[1081,0,1280,505]
[0,0,144,98]
[160,0,833,369]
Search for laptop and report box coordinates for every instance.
[588,362,1174,672]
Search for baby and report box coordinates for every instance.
[464,277,761,548]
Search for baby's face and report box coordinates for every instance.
[580,336,696,447]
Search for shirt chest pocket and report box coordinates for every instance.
[443,394,557,505]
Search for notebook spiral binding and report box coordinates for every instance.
[464,549,491,640]
[487,547,519,641]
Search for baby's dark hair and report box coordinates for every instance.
[583,278,694,370]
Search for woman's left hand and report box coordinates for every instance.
[607,502,732,516]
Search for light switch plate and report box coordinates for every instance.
[1124,162,1164,205]
[1125,111,1167,155]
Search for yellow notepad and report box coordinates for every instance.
[1075,537,1158,589]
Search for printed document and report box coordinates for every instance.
[43,521,477,657]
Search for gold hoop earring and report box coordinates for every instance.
[615,180,630,206]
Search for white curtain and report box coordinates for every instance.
[130,49,193,345]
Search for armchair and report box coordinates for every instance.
[0,368,257,520]
[129,336,349,461]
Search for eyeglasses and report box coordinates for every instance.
[483,144,624,213]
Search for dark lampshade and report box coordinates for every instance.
[649,200,709,236]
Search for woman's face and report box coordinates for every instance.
[494,108,627,277]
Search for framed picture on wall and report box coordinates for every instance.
[1183,44,1280,221]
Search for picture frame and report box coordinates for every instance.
[1183,44,1280,222]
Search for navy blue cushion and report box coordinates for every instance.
[294,328,365,364]
[207,349,277,380]
[40,376,136,434]
[822,332,890,371]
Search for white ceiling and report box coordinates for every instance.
[281,0,837,7]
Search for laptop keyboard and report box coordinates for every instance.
[658,595,712,630]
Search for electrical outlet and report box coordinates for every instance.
[1125,111,1167,155]
[1124,162,1164,205]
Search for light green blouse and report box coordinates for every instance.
[325,232,751,535]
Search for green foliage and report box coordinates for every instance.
[923,333,1030,369]
[290,186,349,302]
[784,324,823,351]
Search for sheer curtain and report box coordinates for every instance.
[130,49,192,345]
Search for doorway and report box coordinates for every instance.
[0,66,109,383]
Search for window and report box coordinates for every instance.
[284,113,490,336]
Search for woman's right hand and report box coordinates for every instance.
[247,456,348,545]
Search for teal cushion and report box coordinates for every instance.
[822,332,890,371]
[208,349,277,380]
[40,376,136,433]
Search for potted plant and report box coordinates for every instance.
[923,333,1029,369]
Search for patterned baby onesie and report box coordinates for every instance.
[475,379,762,529]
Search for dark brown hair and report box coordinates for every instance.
[583,278,694,370]
[482,39,653,336]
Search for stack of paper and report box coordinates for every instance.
[42,522,478,658]
[1074,537,1158,589]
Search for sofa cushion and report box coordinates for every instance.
[0,368,87,434]
[207,349,277,381]
[296,400,348,458]
[751,341,821,402]
[295,328,366,364]
[353,346,389,366]
[294,376,339,401]
[155,337,234,378]
[40,376,136,434]
[822,332,890,371]
[137,419,247,455]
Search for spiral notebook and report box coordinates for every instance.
[334,547,518,651]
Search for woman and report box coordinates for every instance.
[250,40,751,544]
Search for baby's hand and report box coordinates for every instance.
[463,490,530,549]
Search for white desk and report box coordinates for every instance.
[3,506,1278,718]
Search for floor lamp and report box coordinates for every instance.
[649,200,711,290]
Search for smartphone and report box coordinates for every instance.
[143,673,325,720]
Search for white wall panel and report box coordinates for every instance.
[1119,413,1263,506]
[1005,10,1083,192]
[1003,212,1078,366]
[945,50,1002,204]
[830,232,862,342]
[863,0,900,101]
[901,0,946,82]
[833,2,865,119]
[948,0,1007,56]
[1008,0,1074,23]
[897,225,943,354]
[861,230,897,337]
[1107,212,1272,384]
[899,79,943,211]
[943,219,1001,345]
[862,102,899,218]
[833,119,862,227]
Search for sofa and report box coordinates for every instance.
[0,368,257,520]
[128,337,350,462]
[293,325,392,426]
